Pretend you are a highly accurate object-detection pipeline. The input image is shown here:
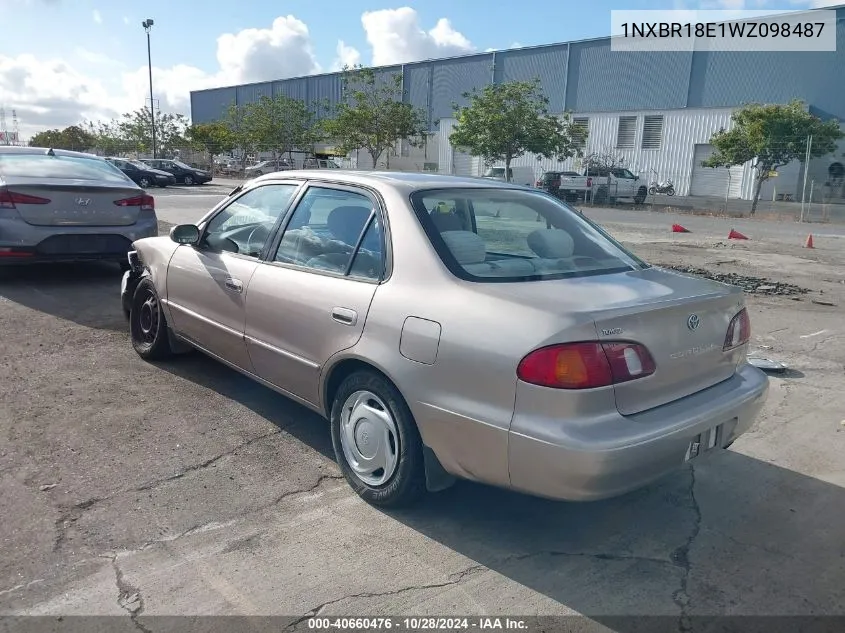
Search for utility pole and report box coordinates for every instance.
[142,19,156,159]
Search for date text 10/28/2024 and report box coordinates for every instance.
[307,617,528,630]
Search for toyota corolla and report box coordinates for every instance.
[120,171,768,507]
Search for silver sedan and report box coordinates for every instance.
[121,171,769,507]
[0,146,158,266]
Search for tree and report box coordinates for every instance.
[187,122,237,157]
[82,120,124,156]
[239,94,321,162]
[322,65,428,168]
[29,125,95,151]
[449,79,587,182]
[702,100,844,215]
[117,107,189,156]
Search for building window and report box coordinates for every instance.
[572,117,589,150]
[616,116,637,149]
[642,115,664,150]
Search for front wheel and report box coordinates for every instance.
[330,370,426,508]
[129,277,174,360]
[138,177,151,188]
[666,187,675,196]
[183,175,194,186]
[648,186,657,195]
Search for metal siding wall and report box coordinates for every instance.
[565,40,692,112]
[236,82,272,106]
[493,46,568,114]
[688,19,845,119]
[430,55,494,124]
[272,77,308,102]
[404,63,431,119]
[309,74,343,116]
[190,87,237,123]
[438,118,455,174]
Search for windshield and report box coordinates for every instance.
[172,160,193,169]
[0,153,132,183]
[410,188,647,282]
[128,160,149,169]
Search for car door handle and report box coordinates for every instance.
[225,277,243,293]
[331,307,357,326]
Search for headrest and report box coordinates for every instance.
[527,229,575,259]
[431,212,463,233]
[441,230,486,265]
[327,205,372,244]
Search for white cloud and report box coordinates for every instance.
[92,9,102,24]
[123,16,130,25]
[332,40,362,71]
[360,7,474,65]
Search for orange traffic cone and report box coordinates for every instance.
[728,229,749,240]
[672,224,691,233]
[804,234,814,248]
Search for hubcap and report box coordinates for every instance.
[339,390,399,486]
[136,291,159,344]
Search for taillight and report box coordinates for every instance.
[0,188,51,209]
[517,341,656,390]
[723,308,751,351]
[114,194,155,211]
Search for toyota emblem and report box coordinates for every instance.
[687,314,701,331]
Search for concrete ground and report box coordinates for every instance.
[1,186,844,628]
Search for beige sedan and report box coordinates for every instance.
[121,171,768,507]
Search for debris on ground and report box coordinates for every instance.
[39,483,57,491]
[811,299,837,307]
[748,357,789,373]
[659,264,811,296]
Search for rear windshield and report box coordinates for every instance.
[410,188,648,282]
[0,153,131,183]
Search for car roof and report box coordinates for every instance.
[251,169,532,193]
[0,146,104,160]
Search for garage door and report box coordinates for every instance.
[690,144,744,198]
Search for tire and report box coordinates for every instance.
[129,277,174,361]
[138,177,151,188]
[183,175,194,186]
[648,186,657,195]
[330,370,426,508]
[634,186,647,205]
[667,187,675,196]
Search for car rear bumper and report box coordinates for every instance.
[507,363,769,501]
[0,216,158,265]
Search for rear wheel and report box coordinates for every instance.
[183,175,194,185]
[330,370,426,508]
[129,278,173,360]
[667,186,675,196]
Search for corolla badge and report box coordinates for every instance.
[75,197,91,206]
[687,313,701,331]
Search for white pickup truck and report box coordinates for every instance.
[557,167,648,205]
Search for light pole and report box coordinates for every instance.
[142,19,156,159]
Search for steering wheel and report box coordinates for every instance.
[245,224,271,256]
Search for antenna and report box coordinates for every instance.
[11,109,20,145]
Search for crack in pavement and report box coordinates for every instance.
[670,465,702,633]
[286,565,487,628]
[51,429,284,552]
[272,473,344,506]
[512,549,677,569]
[106,554,152,633]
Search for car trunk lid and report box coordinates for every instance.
[2,180,144,226]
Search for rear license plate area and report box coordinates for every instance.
[684,424,724,462]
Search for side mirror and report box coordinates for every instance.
[170,224,200,245]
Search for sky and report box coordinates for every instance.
[0,0,840,137]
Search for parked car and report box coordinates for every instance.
[121,171,768,508]
[141,159,212,185]
[558,167,648,204]
[303,158,341,170]
[244,159,294,178]
[0,146,157,266]
[535,171,580,193]
[105,157,175,188]
[482,166,535,187]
